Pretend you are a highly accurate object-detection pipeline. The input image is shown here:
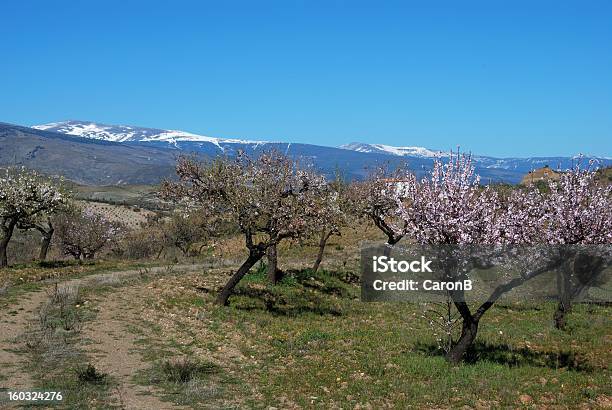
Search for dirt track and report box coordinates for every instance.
[0,265,203,409]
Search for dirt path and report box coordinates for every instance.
[80,284,181,410]
[0,264,204,409]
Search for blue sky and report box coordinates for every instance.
[1,0,610,157]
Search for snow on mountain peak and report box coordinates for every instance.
[340,142,443,158]
[32,120,270,146]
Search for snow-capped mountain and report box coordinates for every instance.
[340,142,611,172]
[33,120,270,151]
[21,120,611,185]
[340,142,443,158]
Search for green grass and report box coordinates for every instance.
[139,266,611,408]
[130,324,240,408]
[0,259,168,311]
[0,259,159,285]
[3,253,610,408]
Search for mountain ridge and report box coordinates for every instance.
[36,120,610,163]
[33,120,275,147]
[0,120,609,185]
[0,122,178,185]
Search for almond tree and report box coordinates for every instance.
[0,168,66,267]
[398,152,560,364]
[163,212,210,257]
[539,162,612,329]
[18,216,57,261]
[161,152,326,305]
[347,167,411,253]
[55,206,123,260]
[310,174,349,273]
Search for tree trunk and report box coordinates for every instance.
[216,249,265,306]
[554,301,571,330]
[312,230,333,273]
[446,317,479,364]
[38,228,54,261]
[0,236,10,268]
[266,243,282,284]
[0,219,16,268]
[156,246,165,259]
[382,236,400,257]
[554,268,573,330]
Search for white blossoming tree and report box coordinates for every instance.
[538,162,612,329]
[161,152,327,306]
[0,168,66,267]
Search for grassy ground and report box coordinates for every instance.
[131,264,611,409]
[1,223,610,408]
[0,260,161,312]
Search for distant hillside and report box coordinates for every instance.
[0,121,421,184]
[2,120,610,185]
[521,166,561,185]
[0,123,178,185]
[33,120,612,184]
[521,165,612,186]
[595,166,612,184]
[67,183,164,210]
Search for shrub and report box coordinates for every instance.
[76,364,107,385]
[161,357,217,384]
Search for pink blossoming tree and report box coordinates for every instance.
[397,151,565,363]
[538,162,612,329]
[161,152,327,306]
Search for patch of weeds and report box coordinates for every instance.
[273,329,334,356]
[37,260,75,269]
[182,377,221,402]
[231,268,352,316]
[161,357,218,383]
[416,341,594,372]
[135,355,226,407]
[242,261,268,283]
[41,284,86,332]
[76,363,107,385]
[232,284,343,316]
[293,268,353,298]
[582,387,597,399]
[166,295,206,308]
[0,282,42,311]
[298,329,332,343]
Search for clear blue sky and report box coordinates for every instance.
[1,0,610,157]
